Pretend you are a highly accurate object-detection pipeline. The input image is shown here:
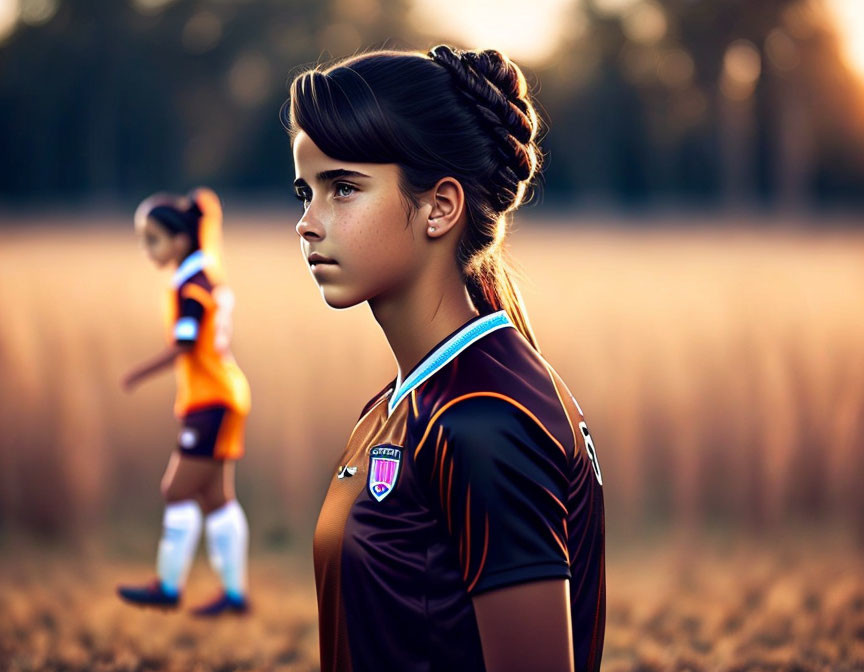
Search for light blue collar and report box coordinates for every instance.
[172,250,208,287]
[387,310,514,416]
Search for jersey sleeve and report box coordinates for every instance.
[416,395,572,595]
[174,283,210,345]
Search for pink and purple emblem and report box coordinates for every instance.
[368,445,402,502]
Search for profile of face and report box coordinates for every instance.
[139,216,190,268]
[292,131,434,309]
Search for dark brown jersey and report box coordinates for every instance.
[313,311,605,672]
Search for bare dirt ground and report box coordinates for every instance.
[1,536,862,671]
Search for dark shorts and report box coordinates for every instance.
[178,406,245,460]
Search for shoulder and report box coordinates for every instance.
[409,329,581,468]
[434,393,567,455]
[428,326,553,397]
[177,271,215,305]
[413,394,570,478]
[410,328,580,464]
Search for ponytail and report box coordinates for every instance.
[464,226,538,351]
[188,187,226,284]
[494,264,538,351]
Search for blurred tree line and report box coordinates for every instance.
[1,0,864,210]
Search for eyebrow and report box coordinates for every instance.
[293,169,371,189]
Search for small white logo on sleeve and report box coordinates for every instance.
[579,421,602,486]
[337,465,358,479]
[179,428,198,449]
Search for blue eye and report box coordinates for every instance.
[335,183,356,198]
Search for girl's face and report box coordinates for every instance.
[140,217,185,268]
[292,131,431,309]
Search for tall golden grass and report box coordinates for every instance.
[0,214,862,542]
[2,535,862,670]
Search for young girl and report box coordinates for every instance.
[285,46,605,671]
[117,188,252,617]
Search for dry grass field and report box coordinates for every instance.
[0,549,320,672]
[0,535,862,671]
[1,212,862,670]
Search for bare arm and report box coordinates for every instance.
[121,342,192,392]
[472,578,574,672]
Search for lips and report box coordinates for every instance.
[307,252,337,266]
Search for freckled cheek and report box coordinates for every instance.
[336,202,407,272]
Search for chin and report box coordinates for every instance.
[319,286,367,310]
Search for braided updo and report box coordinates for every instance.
[283,45,543,348]
[427,45,540,211]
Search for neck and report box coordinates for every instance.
[370,265,478,385]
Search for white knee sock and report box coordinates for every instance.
[156,500,202,597]
[205,499,249,601]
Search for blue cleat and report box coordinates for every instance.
[116,579,179,609]
[190,592,250,617]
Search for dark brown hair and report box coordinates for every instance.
[135,192,203,251]
[282,45,543,348]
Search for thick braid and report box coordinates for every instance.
[430,46,534,144]
[463,50,534,134]
[428,45,538,209]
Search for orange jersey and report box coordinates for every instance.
[165,251,251,418]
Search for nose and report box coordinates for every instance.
[295,209,324,241]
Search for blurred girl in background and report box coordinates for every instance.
[118,188,252,617]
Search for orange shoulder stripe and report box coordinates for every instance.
[543,362,579,457]
[180,283,213,307]
[466,514,490,593]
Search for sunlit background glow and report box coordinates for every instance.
[824,0,864,80]
[721,39,762,101]
[0,0,17,43]
[408,0,575,64]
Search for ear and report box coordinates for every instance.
[425,177,465,239]
[173,232,194,258]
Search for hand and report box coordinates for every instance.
[120,346,183,392]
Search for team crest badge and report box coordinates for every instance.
[368,445,402,502]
